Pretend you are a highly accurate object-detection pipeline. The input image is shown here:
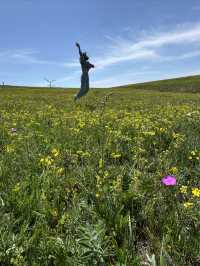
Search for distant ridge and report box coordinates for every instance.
[0,75,200,92]
[112,74,200,92]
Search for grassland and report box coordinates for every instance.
[114,74,200,92]
[0,83,200,265]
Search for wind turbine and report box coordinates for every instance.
[44,78,56,88]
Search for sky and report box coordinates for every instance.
[0,0,200,88]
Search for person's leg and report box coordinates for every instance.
[82,75,89,97]
[86,75,89,91]
[81,74,85,91]
[74,74,90,100]
[74,74,84,100]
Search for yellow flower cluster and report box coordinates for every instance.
[183,202,194,208]
[57,167,64,174]
[192,187,200,197]
[159,128,165,133]
[170,167,178,175]
[188,150,199,161]
[51,148,60,157]
[40,156,54,166]
[180,185,187,194]
[180,186,200,209]
[12,182,20,193]
[6,145,15,153]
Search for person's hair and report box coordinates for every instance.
[82,52,89,60]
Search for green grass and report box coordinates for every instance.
[1,74,200,92]
[114,74,200,92]
[0,86,200,265]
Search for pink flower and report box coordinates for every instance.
[161,175,176,186]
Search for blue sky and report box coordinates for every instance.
[0,0,200,87]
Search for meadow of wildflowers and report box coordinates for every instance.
[0,87,200,265]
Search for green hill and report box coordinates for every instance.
[0,74,200,92]
[113,74,200,92]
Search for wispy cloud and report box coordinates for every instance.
[2,23,200,71]
[36,70,81,87]
[92,69,200,88]
[0,48,78,68]
[91,70,161,88]
[131,23,200,49]
[92,22,200,69]
[2,22,200,88]
[55,70,81,84]
[93,49,158,69]
[160,50,200,62]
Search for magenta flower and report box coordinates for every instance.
[161,175,176,186]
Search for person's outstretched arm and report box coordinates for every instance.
[89,63,95,68]
[76,42,82,57]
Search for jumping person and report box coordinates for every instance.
[74,42,95,101]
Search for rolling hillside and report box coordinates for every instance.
[0,74,200,93]
[113,74,200,92]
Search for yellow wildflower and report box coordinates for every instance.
[51,148,60,157]
[170,167,178,174]
[172,132,178,139]
[76,150,90,158]
[104,170,109,178]
[40,156,53,166]
[180,185,187,194]
[111,152,121,159]
[96,175,102,186]
[41,192,46,200]
[57,167,64,174]
[6,145,14,153]
[183,202,194,208]
[51,209,58,217]
[192,187,200,197]
[99,158,103,168]
[12,182,20,193]
[95,193,100,198]
[40,158,45,163]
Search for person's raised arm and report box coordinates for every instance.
[75,42,82,57]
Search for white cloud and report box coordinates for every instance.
[93,49,158,69]
[92,23,200,69]
[36,70,81,87]
[2,23,200,71]
[91,70,161,88]
[91,77,135,88]
[91,69,200,88]
[2,22,200,87]
[55,70,81,84]
[0,48,78,68]
[63,62,79,68]
[160,50,200,62]
[131,24,200,49]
